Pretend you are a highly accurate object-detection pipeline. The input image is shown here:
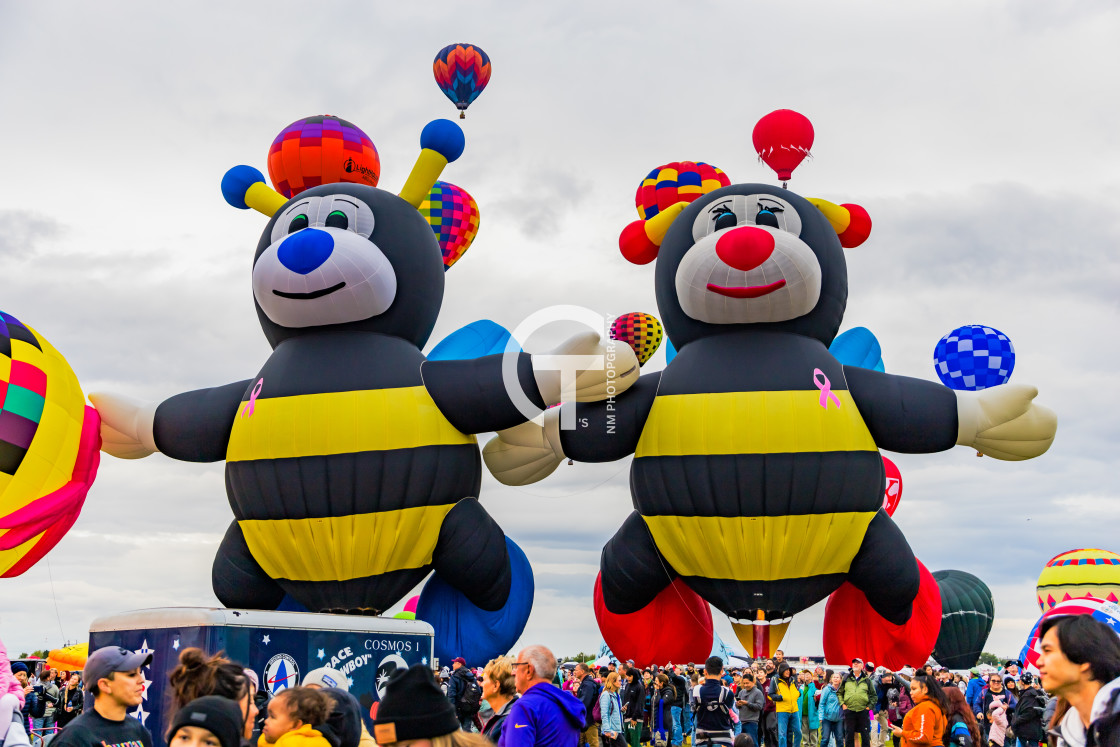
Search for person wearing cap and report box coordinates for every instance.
[840,659,875,747]
[447,658,482,733]
[51,645,153,747]
[372,663,490,747]
[1008,673,1044,747]
[169,695,245,747]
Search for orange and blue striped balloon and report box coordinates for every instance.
[433,43,491,118]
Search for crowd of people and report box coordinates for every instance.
[1,614,1119,747]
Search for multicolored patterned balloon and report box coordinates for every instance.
[433,43,491,118]
[1019,597,1120,674]
[933,324,1015,391]
[0,311,100,578]
[420,181,480,270]
[635,162,731,220]
[1037,548,1120,610]
[610,312,664,366]
[267,115,380,198]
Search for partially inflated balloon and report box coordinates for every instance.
[635,162,730,220]
[1037,548,1120,610]
[752,110,814,182]
[420,181,480,270]
[931,570,994,670]
[881,456,902,516]
[1019,597,1120,675]
[0,312,100,577]
[610,313,663,366]
[433,44,491,118]
[268,115,380,198]
[830,327,885,372]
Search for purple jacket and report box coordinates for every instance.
[499,682,586,747]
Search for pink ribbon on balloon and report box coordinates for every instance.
[242,378,264,418]
[813,369,841,410]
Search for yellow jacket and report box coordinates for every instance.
[770,677,800,714]
[260,724,333,747]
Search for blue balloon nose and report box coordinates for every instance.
[278,228,334,275]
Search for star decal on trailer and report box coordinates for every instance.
[263,635,271,645]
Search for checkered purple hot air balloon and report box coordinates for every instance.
[420,181,480,270]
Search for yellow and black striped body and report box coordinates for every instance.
[632,331,884,619]
[224,331,480,612]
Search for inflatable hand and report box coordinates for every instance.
[88,392,158,459]
[483,409,564,486]
[532,330,639,405]
[956,384,1057,460]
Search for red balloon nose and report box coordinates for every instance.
[715,226,776,271]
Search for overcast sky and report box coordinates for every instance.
[2,1,1119,664]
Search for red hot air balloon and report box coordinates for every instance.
[882,456,902,516]
[752,110,814,185]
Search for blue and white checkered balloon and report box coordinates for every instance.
[933,325,1015,391]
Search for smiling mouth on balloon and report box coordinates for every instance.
[273,282,346,300]
[706,279,787,299]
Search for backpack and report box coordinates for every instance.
[456,676,483,716]
[590,681,603,723]
[30,687,46,719]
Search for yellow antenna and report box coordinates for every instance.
[221,165,288,217]
[398,120,465,208]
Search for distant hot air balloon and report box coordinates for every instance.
[267,115,380,198]
[931,570,994,670]
[635,162,731,220]
[1,311,101,577]
[433,43,491,119]
[882,456,902,516]
[610,313,664,367]
[1019,597,1120,674]
[1036,548,1120,610]
[933,325,1015,391]
[420,181,480,270]
[752,110,814,185]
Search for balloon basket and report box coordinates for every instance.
[459,112,465,119]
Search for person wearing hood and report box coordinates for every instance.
[498,646,584,747]
[964,672,985,722]
[1038,615,1120,747]
[769,663,801,747]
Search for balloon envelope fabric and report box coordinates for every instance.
[267,115,380,198]
[931,569,994,669]
[420,181,480,269]
[1037,548,1120,610]
[610,312,664,366]
[635,162,730,220]
[933,324,1015,390]
[433,43,491,115]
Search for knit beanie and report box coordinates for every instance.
[371,664,459,744]
[168,696,245,747]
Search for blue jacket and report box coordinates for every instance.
[600,689,623,734]
[798,683,820,728]
[819,685,842,722]
[965,678,985,714]
[499,682,585,747]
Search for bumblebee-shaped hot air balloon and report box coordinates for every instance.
[0,312,100,577]
[433,43,491,119]
[420,181,480,270]
[267,115,381,199]
[1037,548,1120,610]
[931,570,994,669]
[610,313,664,367]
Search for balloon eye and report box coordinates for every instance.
[325,210,349,230]
[288,214,309,233]
[713,211,738,232]
[755,209,780,229]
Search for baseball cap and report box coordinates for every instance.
[1020,673,1034,685]
[1004,659,1023,668]
[83,646,152,690]
[970,667,981,675]
[304,666,348,691]
[851,658,863,665]
[452,657,466,666]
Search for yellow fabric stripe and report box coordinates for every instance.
[226,386,475,462]
[635,390,876,457]
[239,504,454,582]
[643,512,876,580]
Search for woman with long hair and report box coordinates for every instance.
[479,657,517,744]
[944,687,981,747]
[891,673,948,747]
[168,648,258,743]
[601,672,624,747]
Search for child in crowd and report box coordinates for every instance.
[168,696,245,747]
[260,687,333,747]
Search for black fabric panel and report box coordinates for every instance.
[932,569,994,670]
[656,331,843,395]
[843,366,959,454]
[254,332,424,398]
[846,510,920,625]
[431,498,511,611]
[212,522,286,610]
[632,451,884,518]
[422,352,546,434]
[225,444,481,521]
[154,379,253,462]
[683,573,847,619]
[280,567,431,615]
[560,372,661,463]
[600,511,677,614]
